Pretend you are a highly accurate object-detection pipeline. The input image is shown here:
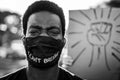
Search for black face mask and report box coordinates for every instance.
[23,36,64,69]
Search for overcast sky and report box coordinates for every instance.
[0,0,109,15]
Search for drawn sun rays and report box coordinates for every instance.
[68,8,120,71]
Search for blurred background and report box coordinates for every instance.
[0,0,118,77]
[0,8,27,77]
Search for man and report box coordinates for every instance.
[0,0,83,80]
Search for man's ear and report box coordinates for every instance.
[62,37,66,46]
[21,35,25,40]
[21,35,26,45]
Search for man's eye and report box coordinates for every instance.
[48,29,60,36]
[30,31,37,33]
[29,31,40,36]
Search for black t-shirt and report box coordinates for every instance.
[0,68,83,80]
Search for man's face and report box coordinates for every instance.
[26,11,63,40]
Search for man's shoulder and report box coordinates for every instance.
[59,67,83,80]
[0,67,27,80]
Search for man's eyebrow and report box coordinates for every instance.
[47,26,60,30]
[30,25,42,30]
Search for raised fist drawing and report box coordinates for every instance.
[87,22,112,46]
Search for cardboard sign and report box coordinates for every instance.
[67,8,120,80]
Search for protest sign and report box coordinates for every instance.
[67,8,120,80]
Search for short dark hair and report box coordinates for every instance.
[106,1,120,7]
[22,0,65,36]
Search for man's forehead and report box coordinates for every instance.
[28,11,61,25]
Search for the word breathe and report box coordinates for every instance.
[44,53,58,63]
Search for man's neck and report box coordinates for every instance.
[27,65,59,80]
